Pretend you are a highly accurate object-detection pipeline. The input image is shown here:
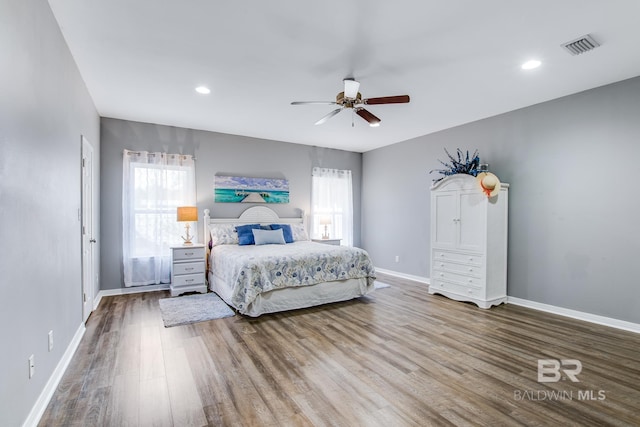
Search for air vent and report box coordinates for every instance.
[561,34,600,56]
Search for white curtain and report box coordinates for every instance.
[122,150,196,287]
[311,167,353,246]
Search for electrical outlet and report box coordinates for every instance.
[48,330,54,352]
[395,255,400,263]
[28,355,35,379]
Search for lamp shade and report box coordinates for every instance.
[177,206,198,222]
[319,216,332,225]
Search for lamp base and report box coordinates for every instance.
[181,223,194,245]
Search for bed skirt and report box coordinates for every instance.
[208,271,373,317]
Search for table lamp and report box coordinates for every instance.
[177,206,198,245]
[319,216,332,239]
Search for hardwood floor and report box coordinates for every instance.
[40,274,640,426]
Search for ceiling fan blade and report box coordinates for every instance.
[291,101,337,105]
[343,79,360,99]
[355,108,381,127]
[315,108,343,125]
[363,95,410,105]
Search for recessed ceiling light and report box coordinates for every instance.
[195,86,210,94]
[521,60,541,70]
[369,122,380,128]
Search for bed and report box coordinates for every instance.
[204,206,376,316]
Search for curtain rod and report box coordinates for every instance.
[124,151,196,160]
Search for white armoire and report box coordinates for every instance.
[429,174,509,308]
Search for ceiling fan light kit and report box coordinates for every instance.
[292,78,409,127]
[343,78,360,99]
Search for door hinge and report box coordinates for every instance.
[82,158,86,167]
[83,293,87,303]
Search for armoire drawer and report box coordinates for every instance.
[433,250,483,266]
[432,260,484,278]
[432,280,483,299]
[432,270,484,288]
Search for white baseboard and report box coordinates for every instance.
[375,267,430,285]
[22,323,86,427]
[376,269,639,334]
[94,284,170,309]
[508,297,640,334]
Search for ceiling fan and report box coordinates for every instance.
[291,78,410,127]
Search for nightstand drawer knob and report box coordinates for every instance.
[186,279,194,283]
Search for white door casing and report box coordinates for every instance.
[81,136,95,322]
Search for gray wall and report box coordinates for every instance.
[362,76,640,324]
[100,118,362,290]
[0,0,100,425]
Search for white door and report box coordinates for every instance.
[81,136,95,322]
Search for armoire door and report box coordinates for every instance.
[432,191,457,249]
[458,191,486,252]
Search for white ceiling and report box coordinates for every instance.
[48,0,640,153]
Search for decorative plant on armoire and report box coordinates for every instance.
[429,148,481,183]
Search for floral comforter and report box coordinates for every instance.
[211,241,376,313]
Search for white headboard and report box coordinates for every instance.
[203,206,305,245]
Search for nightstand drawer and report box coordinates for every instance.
[173,247,205,261]
[311,238,341,246]
[172,273,204,287]
[173,261,205,275]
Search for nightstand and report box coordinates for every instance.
[312,238,341,246]
[170,244,207,297]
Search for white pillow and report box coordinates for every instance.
[291,223,310,241]
[252,228,286,245]
[209,224,239,246]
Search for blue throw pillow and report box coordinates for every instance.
[235,224,261,245]
[252,228,286,245]
[269,224,294,243]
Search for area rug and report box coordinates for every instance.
[159,292,235,327]
[374,281,391,289]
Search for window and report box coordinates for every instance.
[122,150,196,287]
[311,167,353,246]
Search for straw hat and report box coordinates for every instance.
[476,172,501,198]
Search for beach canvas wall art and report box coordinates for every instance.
[214,175,290,203]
